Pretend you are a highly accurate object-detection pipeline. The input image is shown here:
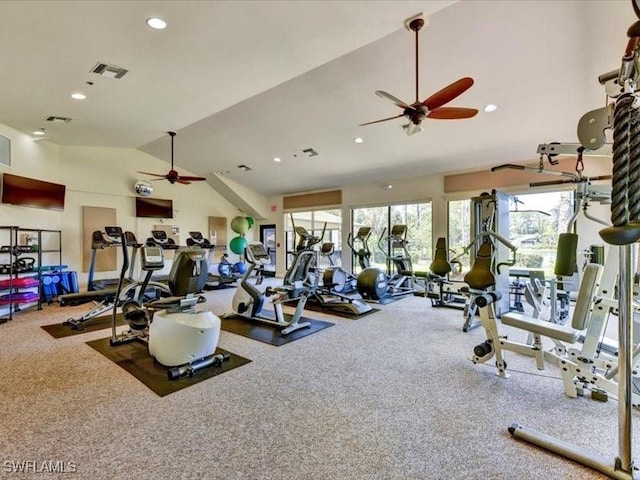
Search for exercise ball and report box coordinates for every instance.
[229,236,247,255]
[231,216,250,234]
[234,262,247,274]
[245,216,255,228]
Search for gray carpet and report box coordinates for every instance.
[0,278,636,479]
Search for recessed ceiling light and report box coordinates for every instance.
[483,104,498,113]
[354,137,364,144]
[146,17,167,30]
[32,128,46,136]
[382,184,393,191]
[273,157,281,163]
[71,92,86,100]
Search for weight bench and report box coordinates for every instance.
[473,263,640,404]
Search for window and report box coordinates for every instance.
[285,209,342,269]
[351,202,432,274]
[510,191,574,276]
[448,199,471,280]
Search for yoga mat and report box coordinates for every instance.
[86,337,250,397]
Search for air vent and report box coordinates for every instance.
[302,148,319,157]
[90,62,129,79]
[45,116,72,123]
[237,165,252,172]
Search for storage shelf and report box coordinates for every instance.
[0,227,63,321]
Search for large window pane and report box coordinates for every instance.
[352,202,432,274]
[448,200,471,280]
[510,191,574,276]
[284,209,342,270]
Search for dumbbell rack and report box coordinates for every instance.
[0,226,62,323]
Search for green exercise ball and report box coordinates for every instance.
[231,216,250,234]
[229,236,248,255]
[245,216,255,229]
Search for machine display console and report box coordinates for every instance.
[141,246,165,270]
[104,226,122,238]
[247,243,270,263]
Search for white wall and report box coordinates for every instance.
[0,123,249,289]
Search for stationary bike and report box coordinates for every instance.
[109,227,228,380]
[227,242,312,335]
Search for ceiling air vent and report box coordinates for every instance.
[45,116,72,123]
[90,62,129,79]
[302,148,319,157]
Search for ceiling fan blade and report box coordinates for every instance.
[422,77,475,110]
[427,107,479,120]
[149,178,168,182]
[359,114,405,126]
[178,176,207,181]
[176,179,192,185]
[137,171,168,178]
[375,91,412,109]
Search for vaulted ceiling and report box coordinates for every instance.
[0,1,633,196]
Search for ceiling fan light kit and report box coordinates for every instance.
[361,14,478,135]
[137,131,207,185]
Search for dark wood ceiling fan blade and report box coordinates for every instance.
[178,176,207,181]
[176,179,191,185]
[427,107,478,119]
[422,77,475,110]
[138,171,168,178]
[359,114,405,126]
[375,91,412,109]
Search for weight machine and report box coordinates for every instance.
[504,7,640,477]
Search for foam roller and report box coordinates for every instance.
[554,233,578,276]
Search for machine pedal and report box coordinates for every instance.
[591,388,608,402]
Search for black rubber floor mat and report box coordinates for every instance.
[220,313,333,346]
[86,337,251,397]
[283,300,380,319]
[42,313,125,338]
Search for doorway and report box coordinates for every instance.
[259,224,276,277]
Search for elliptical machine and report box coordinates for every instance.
[289,224,372,316]
[109,227,227,380]
[356,225,416,302]
[227,242,312,335]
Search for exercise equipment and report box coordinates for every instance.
[227,242,312,335]
[61,229,168,331]
[348,227,373,271]
[84,228,141,292]
[289,224,372,316]
[320,241,357,294]
[146,230,179,250]
[507,19,640,477]
[186,231,236,290]
[109,227,222,380]
[356,225,417,302]
[425,237,467,310]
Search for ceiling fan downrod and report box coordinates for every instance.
[410,18,425,104]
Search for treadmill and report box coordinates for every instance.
[186,231,236,290]
[60,228,167,330]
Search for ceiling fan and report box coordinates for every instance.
[360,16,478,136]
[138,131,207,185]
